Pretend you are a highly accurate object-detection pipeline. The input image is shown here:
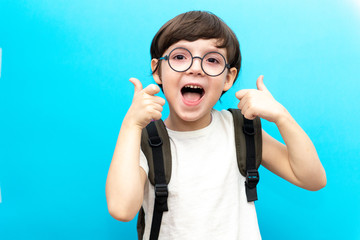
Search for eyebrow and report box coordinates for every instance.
[169,45,225,55]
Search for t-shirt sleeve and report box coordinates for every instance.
[139,150,149,176]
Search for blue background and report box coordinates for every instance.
[1,0,359,239]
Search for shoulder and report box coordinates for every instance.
[213,109,233,120]
[212,109,234,127]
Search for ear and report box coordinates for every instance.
[151,58,162,85]
[223,67,237,91]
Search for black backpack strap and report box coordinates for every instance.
[243,117,260,202]
[228,108,262,202]
[143,121,170,240]
[138,120,172,240]
[140,120,172,186]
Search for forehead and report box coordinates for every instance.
[165,39,227,56]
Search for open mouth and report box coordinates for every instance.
[181,84,205,103]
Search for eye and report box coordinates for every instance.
[204,52,225,66]
[173,54,187,60]
[169,48,191,61]
[207,57,220,64]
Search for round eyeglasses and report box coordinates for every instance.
[158,47,231,77]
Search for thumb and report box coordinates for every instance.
[129,78,143,94]
[256,75,268,92]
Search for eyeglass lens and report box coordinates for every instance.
[168,48,226,76]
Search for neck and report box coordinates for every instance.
[165,110,213,131]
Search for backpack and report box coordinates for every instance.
[137,108,262,240]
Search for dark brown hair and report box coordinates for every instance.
[150,11,241,86]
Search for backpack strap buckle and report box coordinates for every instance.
[246,169,259,188]
[155,184,168,198]
[245,169,259,202]
[154,184,168,212]
[243,123,255,136]
[148,136,163,147]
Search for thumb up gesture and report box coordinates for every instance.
[124,78,166,130]
[235,75,286,123]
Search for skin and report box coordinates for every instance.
[106,39,327,222]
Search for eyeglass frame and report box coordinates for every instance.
[158,47,231,77]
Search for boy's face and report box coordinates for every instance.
[151,39,237,130]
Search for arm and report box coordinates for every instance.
[261,114,326,190]
[106,78,165,221]
[236,76,326,191]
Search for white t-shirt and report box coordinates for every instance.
[140,109,261,240]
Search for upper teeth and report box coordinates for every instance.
[185,85,202,89]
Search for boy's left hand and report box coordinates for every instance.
[235,75,286,124]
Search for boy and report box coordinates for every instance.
[106,11,326,239]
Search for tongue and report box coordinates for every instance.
[182,92,202,102]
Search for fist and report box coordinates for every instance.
[235,75,285,123]
[126,78,166,129]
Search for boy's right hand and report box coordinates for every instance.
[124,78,166,130]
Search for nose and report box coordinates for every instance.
[187,56,205,76]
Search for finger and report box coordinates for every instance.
[256,75,268,92]
[145,105,163,121]
[151,103,164,113]
[146,98,165,112]
[153,96,166,106]
[237,97,247,111]
[143,84,160,96]
[242,103,256,120]
[240,100,249,116]
[240,100,257,120]
[235,89,250,100]
[151,111,163,121]
[129,78,143,94]
[244,113,256,120]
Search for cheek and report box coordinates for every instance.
[159,63,172,82]
[214,78,228,91]
[160,75,175,95]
